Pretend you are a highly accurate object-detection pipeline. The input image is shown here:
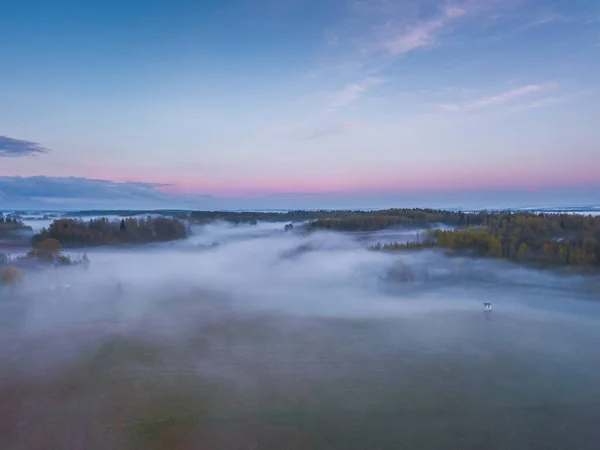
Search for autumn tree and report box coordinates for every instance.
[516,243,529,262]
[1,266,23,287]
[32,216,187,247]
[487,236,502,257]
[35,238,62,254]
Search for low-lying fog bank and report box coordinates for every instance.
[1,221,600,449]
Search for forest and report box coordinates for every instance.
[189,208,484,226]
[370,212,600,268]
[189,210,357,224]
[188,208,477,225]
[65,209,192,218]
[67,209,343,223]
[0,214,32,238]
[64,208,573,229]
[32,216,187,248]
[308,209,537,231]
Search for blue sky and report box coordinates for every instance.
[1,0,599,209]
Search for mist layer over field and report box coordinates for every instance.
[2,222,600,449]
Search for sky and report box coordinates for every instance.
[1,0,599,210]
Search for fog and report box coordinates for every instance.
[2,221,600,449]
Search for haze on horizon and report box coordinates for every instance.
[1,0,599,209]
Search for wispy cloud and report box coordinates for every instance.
[382,4,468,55]
[438,83,557,112]
[319,0,523,79]
[511,89,597,111]
[306,0,511,91]
[521,14,562,29]
[326,77,385,111]
[485,13,564,43]
[0,136,50,157]
[257,78,379,139]
[307,122,360,140]
[258,121,307,138]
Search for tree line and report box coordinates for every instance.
[189,208,479,226]
[369,211,600,268]
[0,214,32,238]
[32,216,187,248]
[308,209,492,231]
[67,208,477,226]
[188,210,361,224]
[67,209,355,224]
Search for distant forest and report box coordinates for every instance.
[0,214,32,238]
[32,216,187,248]
[367,211,600,268]
[308,209,473,231]
[68,208,459,224]
[63,207,534,227]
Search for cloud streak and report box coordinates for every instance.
[258,121,307,138]
[322,0,524,80]
[438,83,557,112]
[382,4,467,55]
[326,77,385,111]
[0,136,50,157]
[307,122,360,140]
[511,89,597,111]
